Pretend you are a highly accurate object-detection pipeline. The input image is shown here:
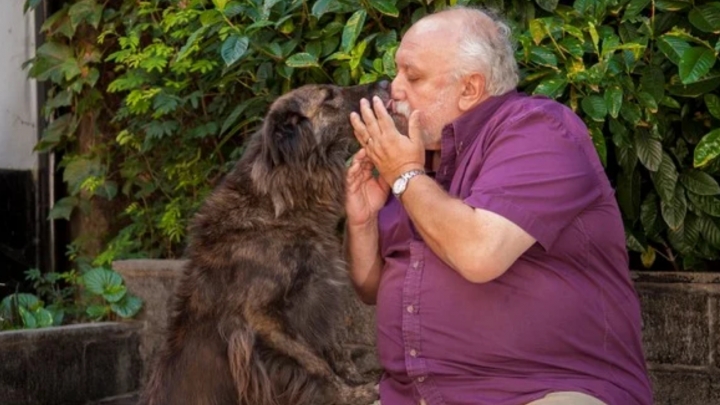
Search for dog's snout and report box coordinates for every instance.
[378,80,390,90]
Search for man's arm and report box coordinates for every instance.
[344,221,383,304]
[398,174,536,283]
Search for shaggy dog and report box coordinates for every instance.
[138,81,393,405]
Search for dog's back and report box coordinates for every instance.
[139,82,390,405]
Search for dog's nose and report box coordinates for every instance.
[378,80,390,90]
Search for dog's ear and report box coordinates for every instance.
[261,100,311,167]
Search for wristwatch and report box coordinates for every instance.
[392,169,425,199]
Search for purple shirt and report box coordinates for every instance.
[375,91,653,405]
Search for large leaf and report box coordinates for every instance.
[689,3,720,33]
[220,35,249,66]
[698,216,720,248]
[668,73,720,97]
[581,95,607,121]
[695,129,720,168]
[368,0,399,17]
[635,132,663,171]
[658,36,691,65]
[688,193,720,217]
[285,52,319,68]
[705,94,720,119]
[589,126,607,167]
[533,75,567,98]
[63,158,102,194]
[111,295,143,318]
[679,47,716,84]
[341,10,366,53]
[661,185,688,230]
[617,170,642,220]
[68,0,103,30]
[639,67,665,106]
[530,47,558,67]
[82,268,123,296]
[650,152,679,202]
[680,170,720,195]
[641,193,662,238]
[624,0,652,21]
[47,196,78,221]
[604,86,623,118]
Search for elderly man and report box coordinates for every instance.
[345,6,653,405]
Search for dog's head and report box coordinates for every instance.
[259,81,391,167]
[249,81,393,216]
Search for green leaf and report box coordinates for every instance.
[220,35,249,66]
[68,0,104,30]
[681,170,720,195]
[688,193,720,216]
[635,133,663,171]
[63,158,102,194]
[661,185,688,230]
[94,181,118,200]
[111,295,143,318]
[668,73,720,97]
[641,193,661,237]
[285,52,319,68]
[624,0,651,21]
[24,0,43,12]
[637,92,658,113]
[589,126,607,167]
[679,47,716,84]
[341,10,366,53]
[582,95,607,122]
[620,103,642,125]
[618,169,643,220]
[530,47,558,67]
[311,0,334,18]
[533,75,567,98]
[656,0,692,12]
[19,306,37,329]
[86,305,109,319]
[689,3,720,33]
[694,129,720,168]
[48,196,78,221]
[698,215,720,248]
[604,86,623,118]
[535,0,559,12]
[529,19,545,45]
[650,152,679,202]
[658,36,691,65]
[368,0,399,17]
[34,308,55,328]
[705,94,720,119]
[82,268,123,296]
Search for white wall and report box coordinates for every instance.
[0,2,37,171]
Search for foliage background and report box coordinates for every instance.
[24,0,720,275]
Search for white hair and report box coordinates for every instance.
[440,6,519,96]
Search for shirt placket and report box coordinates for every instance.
[401,242,446,405]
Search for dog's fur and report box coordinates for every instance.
[138,82,392,405]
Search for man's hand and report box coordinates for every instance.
[345,149,390,227]
[349,96,425,186]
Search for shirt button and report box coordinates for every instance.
[412,261,420,269]
[407,305,415,313]
[417,376,426,383]
[410,349,418,357]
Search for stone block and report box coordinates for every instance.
[636,284,710,366]
[649,368,720,405]
[0,322,142,405]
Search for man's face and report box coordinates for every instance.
[390,21,464,150]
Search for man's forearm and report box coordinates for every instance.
[345,221,383,305]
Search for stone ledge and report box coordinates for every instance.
[0,322,142,405]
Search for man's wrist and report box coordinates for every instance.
[392,168,425,199]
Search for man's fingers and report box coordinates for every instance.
[359,98,382,142]
[372,96,397,135]
[350,112,369,144]
[408,110,423,144]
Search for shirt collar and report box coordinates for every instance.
[443,90,519,154]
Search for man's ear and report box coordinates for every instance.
[458,73,486,112]
[261,101,308,167]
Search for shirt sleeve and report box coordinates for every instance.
[463,105,603,251]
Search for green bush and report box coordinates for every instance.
[23,0,720,271]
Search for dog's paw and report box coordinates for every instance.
[336,382,379,405]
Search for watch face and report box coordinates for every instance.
[392,177,406,195]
